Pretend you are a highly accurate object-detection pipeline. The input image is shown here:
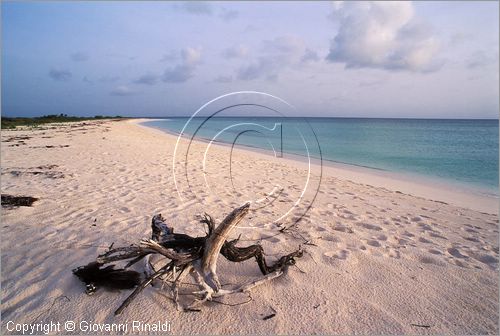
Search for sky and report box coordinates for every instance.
[2,1,499,118]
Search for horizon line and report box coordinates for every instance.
[2,114,499,121]
[135,116,500,120]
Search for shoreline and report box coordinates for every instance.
[136,119,498,214]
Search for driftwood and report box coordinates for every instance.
[1,194,39,208]
[73,202,302,315]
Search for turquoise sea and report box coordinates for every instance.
[142,117,499,195]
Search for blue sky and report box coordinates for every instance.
[2,1,498,118]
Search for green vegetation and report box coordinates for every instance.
[1,114,124,129]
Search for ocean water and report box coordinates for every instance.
[142,117,499,194]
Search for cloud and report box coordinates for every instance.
[261,35,305,56]
[82,76,93,84]
[358,77,385,87]
[301,48,320,64]
[181,47,202,66]
[99,76,120,83]
[174,2,239,21]
[237,35,319,80]
[220,8,239,21]
[162,65,195,83]
[110,85,136,96]
[106,52,136,61]
[244,24,258,33]
[132,74,159,85]
[49,69,72,81]
[223,44,249,59]
[70,51,89,62]
[326,1,442,72]
[237,57,282,81]
[175,1,213,15]
[213,75,233,83]
[466,51,498,69]
[449,32,471,47]
[162,47,202,83]
[160,50,178,62]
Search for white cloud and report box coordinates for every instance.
[213,75,233,83]
[163,47,202,83]
[220,8,239,21]
[175,2,213,15]
[260,35,306,60]
[237,35,320,80]
[181,47,202,66]
[327,1,442,72]
[466,50,498,69]
[237,57,282,81]
[301,48,320,64]
[110,85,136,96]
[162,65,194,83]
[160,50,178,62]
[132,74,158,85]
[223,44,249,59]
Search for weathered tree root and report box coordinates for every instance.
[72,203,303,315]
[1,194,39,208]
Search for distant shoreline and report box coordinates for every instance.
[134,118,498,214]
[1,115,126,129]
[137,119,499,198]
[128,116,500,121]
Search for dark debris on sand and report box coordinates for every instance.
[1,194,39,208]
[2,165,67,179]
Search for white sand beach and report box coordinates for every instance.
[1,119,498,335]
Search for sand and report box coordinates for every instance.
[1,119,498,335]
